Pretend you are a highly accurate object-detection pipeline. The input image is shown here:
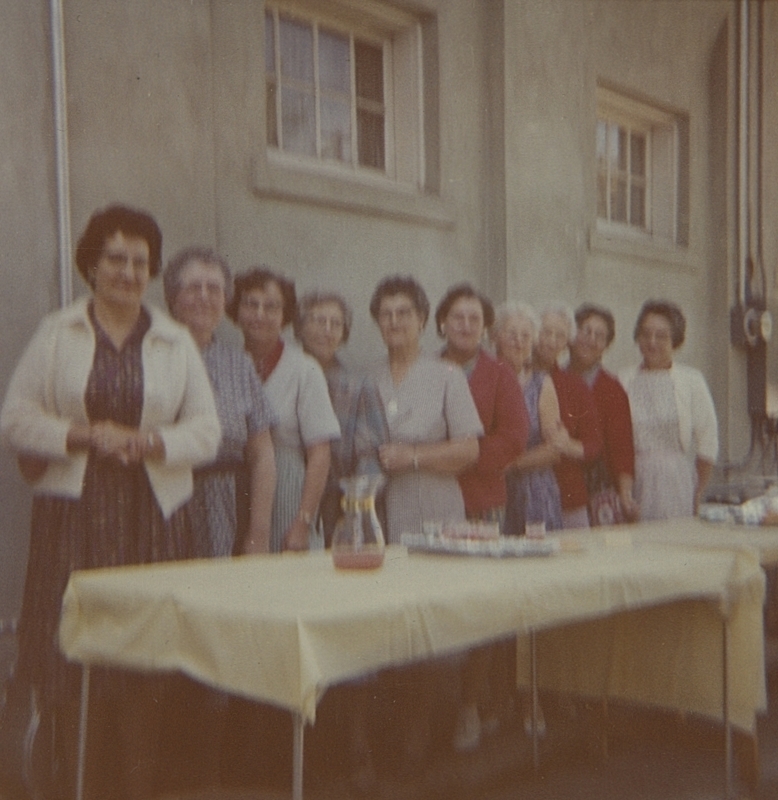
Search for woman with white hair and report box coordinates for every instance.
[492,302,564,535]
[535,303,603,529]
[164,247,277,557]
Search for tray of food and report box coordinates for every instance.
[401,522,560,558]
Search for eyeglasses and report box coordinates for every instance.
[499,329,533,344]
[637,328,671,343]
[240,297,283,315]
[378,306,416,324]
[446,312,483,329]
[578,325,608,345]
[100,250,150,272]
[179,279,224,298]
[307,313,344,332]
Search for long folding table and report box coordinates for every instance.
[59,529,767,800]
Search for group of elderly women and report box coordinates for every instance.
[0,202,719,797]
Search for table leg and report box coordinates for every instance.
[530,629,539,771]
[292,711,305,800]
[722,617,732,799]
[76,665,90,800]
[600,696,609,761]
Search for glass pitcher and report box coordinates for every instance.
[332,474,386,569]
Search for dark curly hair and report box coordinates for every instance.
[434,282,494,337]
[369,274,429,327]
[226,266,296,328]
[75,204,162,288]
[633,299,686,349]
[575,302,616,346]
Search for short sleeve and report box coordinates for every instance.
[242,354,277,436]
[442,363,484,440]
[297,355,341,446]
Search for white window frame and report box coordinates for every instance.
[263,0,422,189]
[255,0,449,228]
[596,87,681,246]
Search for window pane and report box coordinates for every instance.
[630,185,646,227]
[616,127,628,172]
[279,16,313,83]
[606,122,621,170]
[355,41,383,103]
[631,132,646,177]
[596,120,607,162]
[281,88,316,156]
[266,81,278,146]
[611,177,627,222]
[357,109,384,169]
[597,174,608,219]
[319,29,350,93]
[265,12,276,75]
[321,97,351,161]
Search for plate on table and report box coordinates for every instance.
[401,533,560,558]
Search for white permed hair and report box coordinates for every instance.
[492,300,541,342]
[538,302,576,339]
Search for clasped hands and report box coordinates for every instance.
[379,442,415,473]
[90,420,152,465]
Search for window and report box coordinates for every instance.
[596,119,647,229]
[596,86,689,247]
[265,10,385,169]
[263,1,438,195]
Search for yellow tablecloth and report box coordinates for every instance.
[560,516,778,566]
[59,539,765,730]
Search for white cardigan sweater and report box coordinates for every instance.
[619,361,719,463]
[0,297,220,518]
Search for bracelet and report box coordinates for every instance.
[412,447,419,471]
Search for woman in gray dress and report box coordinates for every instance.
[369,275,482,776]
[294,291,387,545]
[370,274,482,542]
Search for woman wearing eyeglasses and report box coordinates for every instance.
[228,267,340,552]
[569,303,638,524]
[0,204,220,799]
[369,274,482,544]
[164,248,277,558]
[294,290,388,546]
[619,300,718,520]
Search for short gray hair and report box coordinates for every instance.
[293,290,353,344]
[163,246,233,311]
[539,302,576,339]
[492,301,541,342]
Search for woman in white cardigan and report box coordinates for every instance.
[0,204,220,800]
[620,300,718,521]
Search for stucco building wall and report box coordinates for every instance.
[0,1,775,620]
[0,1,58,618]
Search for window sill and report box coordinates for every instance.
[252,155,455,230]
[588,226,699,273]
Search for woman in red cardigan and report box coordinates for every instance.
[569,303,638,523]
[436,283,529,752]
[436,283,529,525]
